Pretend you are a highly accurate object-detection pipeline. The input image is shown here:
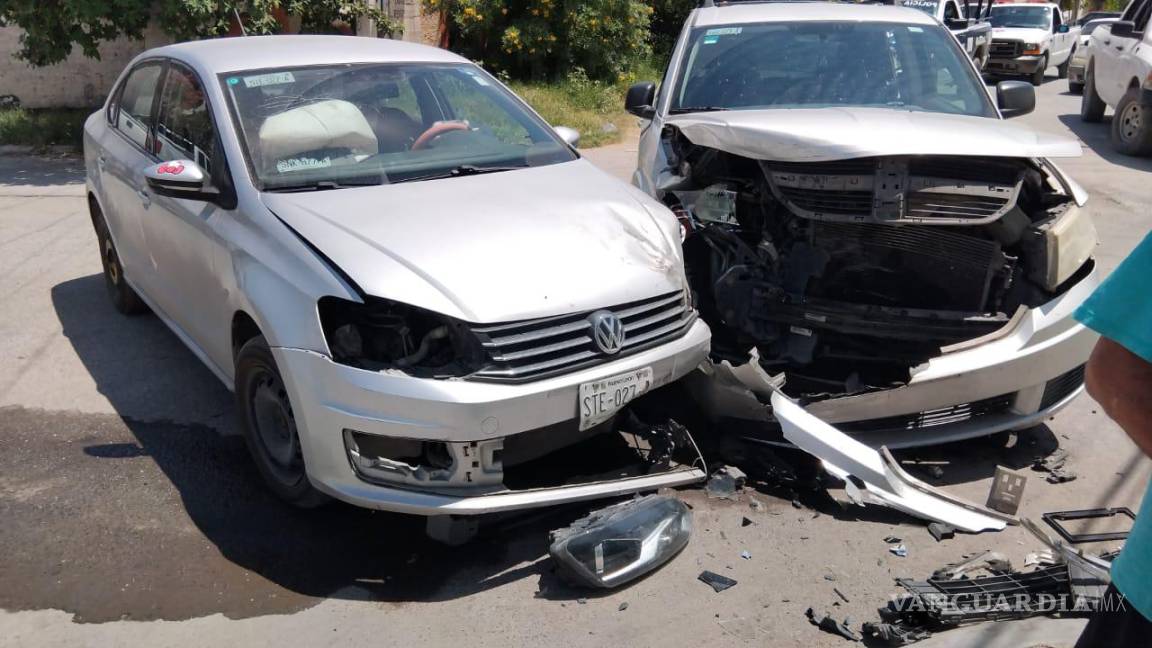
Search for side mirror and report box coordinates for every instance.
[1111,20,1136,37]
[1057,23,1070,33]
[553,126,580,148]
[625,81,657,119]
[946,17,974,29]
[144,160,220,202]
[996,80,1036,117]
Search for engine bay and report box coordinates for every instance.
[660,127,1093,403]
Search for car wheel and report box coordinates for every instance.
[1080,65,1106,123]
[93,213,149,315]
[236,335,329,508]
[1030,56,1047,86]
[1111,87,1152,156]
[1068,80,1084,95]
[1057,51,1072,79]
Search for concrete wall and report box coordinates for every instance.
[0,24,171,109]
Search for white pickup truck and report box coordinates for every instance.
[902,0,993,68]
[986,3,1080,85]
[1081,0,1152,155]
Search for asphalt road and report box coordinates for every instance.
[2,75,1151,648]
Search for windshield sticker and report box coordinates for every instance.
[276,156,331,173]
[908,26,924,32]
[243,72,295,88]
[705,27,742,36]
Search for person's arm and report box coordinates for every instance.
[1086,336,1152,460]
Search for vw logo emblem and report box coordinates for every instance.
[588,310,625,355]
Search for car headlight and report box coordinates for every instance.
[549,495,692,589]
[1023,43,1042,55]
[1022,203,1097,291]
[318,296,486,376]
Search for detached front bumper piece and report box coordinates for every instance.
[549,495,693,588]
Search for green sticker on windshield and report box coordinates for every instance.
[227,76,240,86]
[703,35,719,44]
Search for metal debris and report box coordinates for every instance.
[930,550,1012,580]
[706,466,747,499]
[986,466,1028,515]
[834,587,850,603]
[740,550,752,560]
[618,601,629,611]
[698,570,738,593]
[889,544,908,557]
[1031,448,1077,484]
[806,607,862,642]
[862,621,932,646]
[883,535,903,544]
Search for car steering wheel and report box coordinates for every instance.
[411,121,471,150]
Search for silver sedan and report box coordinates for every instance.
[84,36,710,520]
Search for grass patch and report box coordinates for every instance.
[509,65,660,148]
[0,107,90,150]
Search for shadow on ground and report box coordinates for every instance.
[0,154,85,188]
[1058,113,1152,173]
[0,274,603,624]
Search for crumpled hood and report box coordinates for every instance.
[262,159,685,323]
[665,108,1082,162]
[990,26,1051,43]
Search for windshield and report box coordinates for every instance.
[670,22,996,117]
[221,63,576,190]
[1081,18,1114,36]
[989,6,1050,28]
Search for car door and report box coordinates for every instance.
[1051,9,1070,62]
[143,60,235,371]
[1096,0,1149,103]
[97,61,165,297]
[1115,2,1152,97]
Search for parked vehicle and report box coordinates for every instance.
[986,2,1080,85]
[1081,0,1152,155]
[83,36,712,526]
[627,1,1099,449]
[1067,16,1119,93]
[1076,10,1121,26]
[902,0,993,69]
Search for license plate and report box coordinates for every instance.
[578,367,654,431]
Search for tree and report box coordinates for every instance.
[0,0,401,67]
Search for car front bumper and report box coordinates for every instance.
[272,318,712,515]
[986,55,1046,75]
[804,265,1099,448]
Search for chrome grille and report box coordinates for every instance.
[469,291,695,381]
[990,40,1022,58]
[762,156,1022,225]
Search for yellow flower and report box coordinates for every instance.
[476,13,483,19]
[463,6,475,15]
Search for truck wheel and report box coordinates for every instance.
[1057,49,1072,79]
[93,211,149,316]
[1081,65,1106,123]
[1111,87,1152,156]
[1030,56,1047,86]
[1069,80,1084,95]
[236,335,329,509]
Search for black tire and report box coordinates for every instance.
[1030,56,1047,86]
[1057,50,1072,79]
[236,335,329,508]
[1081,64,1106,123]
[1111,86,1152,156]
[93,212,149,315]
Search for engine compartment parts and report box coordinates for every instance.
[548,495,692,589]
[660,127,1096,404]
[1041,507,1135,544]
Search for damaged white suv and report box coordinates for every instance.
[629,1,1099,449]
[84,36,711,524]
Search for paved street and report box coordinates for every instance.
[2,76,1151,648]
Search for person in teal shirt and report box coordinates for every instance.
[1074,232,1152,646]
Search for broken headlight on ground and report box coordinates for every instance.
[318,296,485,377]
[549,494,692,588]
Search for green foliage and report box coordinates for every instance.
[649,0,695,57]
[0,0,152,66]
[0,107,89,149]
[0,0,402,67]
[425,0,653,81]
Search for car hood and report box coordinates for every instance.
[261,159,685,323]
[664,108,1082,162]
[990,26,1050,42]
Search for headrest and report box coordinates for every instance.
[258,99,378,165]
